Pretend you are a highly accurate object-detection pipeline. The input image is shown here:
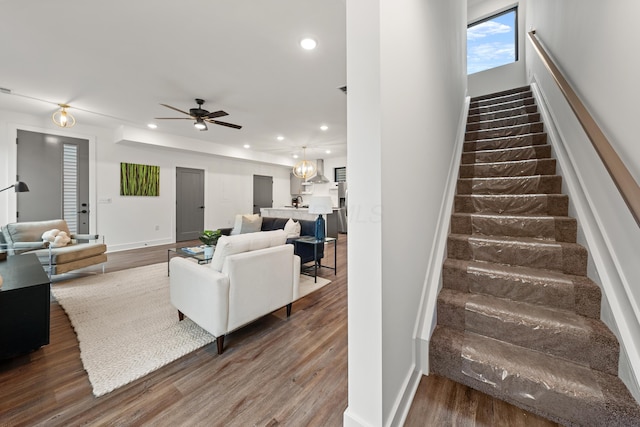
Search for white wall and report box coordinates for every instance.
[467,0,527,97]
[1,109,293,251]
[344,0,467,425]
[525,0,640,401]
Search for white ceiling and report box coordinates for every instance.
[0,0,347,162]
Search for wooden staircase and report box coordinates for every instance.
[429,86,640,426]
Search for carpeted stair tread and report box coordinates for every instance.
[459,158,556,178]
[436,288,619,375]
[447,233,587,275]
[470,85,531,102]
[430,326,640,427]
[450,212,576,242]
[461,144,552,164]
[468,97,536,116]
[442,258,601,318]
[465,122,544,141]
[466,112,541,132]
[467,104,538,123]
[463,132,548,152]
[470,90,533,107]
[457,175,561,195]
[454,193,569,215]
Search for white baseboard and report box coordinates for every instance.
[106,238,174,253]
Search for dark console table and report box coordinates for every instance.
[0,253,51,359]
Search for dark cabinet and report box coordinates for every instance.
[0,254,50,359]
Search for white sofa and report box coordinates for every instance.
[169,229,301,354]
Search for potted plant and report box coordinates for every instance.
[199,229,222,259]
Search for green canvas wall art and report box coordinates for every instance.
[120,162,160,196]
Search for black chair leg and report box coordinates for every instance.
[216,335,225,354]
[286,303,292,318]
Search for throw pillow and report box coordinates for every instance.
[41,228,71,247]
[283,218,301,238]
[240,214,262,234]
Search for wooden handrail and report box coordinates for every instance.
[528,30,640,226]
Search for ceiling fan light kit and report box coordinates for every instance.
[52,104,76,128]
[156,98,242,131]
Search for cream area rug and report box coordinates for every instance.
[51,262,331,397]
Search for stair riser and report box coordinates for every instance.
[467,104,538,123]
[459,159,556,178]
[466,113,540,132]
[450,214,576,242]
[454,195,569,216]
[468,97,536,115]
[437,292,618,375]
[461,145,551,164]
[429,327,616,427]
[442,259,601,318]
[470,91,534,108]
[447,236,587,275]
[463,133,547,152]
[465,122,544,141]
[457,175,562,195]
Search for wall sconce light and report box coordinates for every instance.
[0,181,29,193]
[52,104,76,128]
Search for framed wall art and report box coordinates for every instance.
[120,162,160,196]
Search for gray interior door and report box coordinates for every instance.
[253,175,273,214]
[16,130,89,233]
[176,167,205,242]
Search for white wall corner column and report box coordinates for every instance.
[345,0,467,425]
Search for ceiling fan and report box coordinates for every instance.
[155,98,242,131]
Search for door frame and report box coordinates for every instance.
[5,124,97,231]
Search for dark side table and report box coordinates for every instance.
[0,253,51,359]
[293,236,337,283]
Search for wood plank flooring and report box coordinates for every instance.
[0,235,558,426]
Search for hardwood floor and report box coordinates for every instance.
[0,235,559,426]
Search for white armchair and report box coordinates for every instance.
[169,230,301,354]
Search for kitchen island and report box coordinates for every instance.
[260,207,339,238]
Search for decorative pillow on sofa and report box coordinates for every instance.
[230,214,263,235]
[283,218,301,238]
[41,228,71,248]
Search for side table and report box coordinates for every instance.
[0,253,51,359]
[167,246,214,276]
[293,236,337,283]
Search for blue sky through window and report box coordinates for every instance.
[467,9,516,75]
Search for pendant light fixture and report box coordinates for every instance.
[292,146,316,179]
[52,104,76,128]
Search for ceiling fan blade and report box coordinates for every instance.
[160,104,192,116]
[204,110,229,119]
[211,120,242,129]
[154,117,193,120]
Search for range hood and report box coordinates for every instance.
[308,159,330,183]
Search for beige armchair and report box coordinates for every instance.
[1,219,107,278]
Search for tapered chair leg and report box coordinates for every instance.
[286,303,292,318]
[178,310,184,321]
[216,335,225,354]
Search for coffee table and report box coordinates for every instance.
[167,246,213,276]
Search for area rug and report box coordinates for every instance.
[51,262,330,397]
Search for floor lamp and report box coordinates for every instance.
[0,181,30,193]
[308,196,333,241]
[0,181,29,261]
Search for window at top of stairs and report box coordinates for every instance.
[467,7,518,75]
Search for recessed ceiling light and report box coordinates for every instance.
[325,150,331,154]
[243,144,250,149]
[293,154,299,159]
[147,123,157,129]
[320,125,328,131]
[300,38,317,50]
[277,135,284,141]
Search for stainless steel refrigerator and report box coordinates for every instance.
[337,182,347,233]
